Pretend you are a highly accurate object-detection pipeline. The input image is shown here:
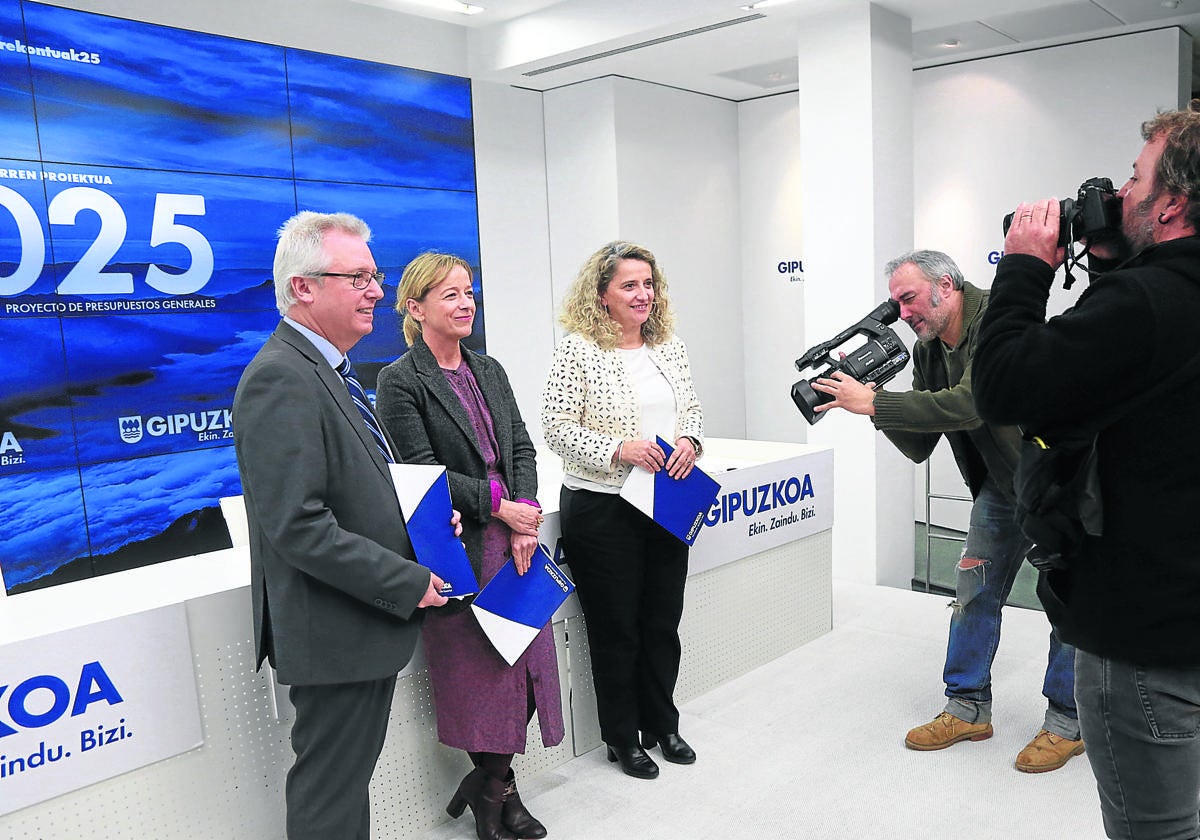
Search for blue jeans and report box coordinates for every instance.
[942,481,1079,739]
[1075,650,1200,840]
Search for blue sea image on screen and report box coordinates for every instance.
[0,1,480,593]
[79,447,242,557]
[23,3,293,178]
[0,315,76,474]
[0,466,89,589]
[63,309,280,464]
[0,159,54,298]
[0,0,38,163]
[288,49,475,192]
[33,165,293,305]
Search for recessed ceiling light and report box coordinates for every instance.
[740,0,800,10]
[943,38,961,47]
[1162,0,1180,9]
[405,0,485,14]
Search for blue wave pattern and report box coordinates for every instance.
[0,0,481,591]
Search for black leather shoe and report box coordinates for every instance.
[606,744,659,779]
[641,732,696,765]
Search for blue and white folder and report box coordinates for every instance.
[472,543,575,666]
[389,463,478,598]
[619,436,721,546]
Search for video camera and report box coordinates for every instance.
[1002,176,1123,288]
[791,299,911,425]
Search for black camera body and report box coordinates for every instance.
[791,299,911,425]
[1003,176,1122,248]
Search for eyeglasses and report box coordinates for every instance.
[315,270,386,290]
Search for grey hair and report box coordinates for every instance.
[884,250,965,290]
[272,211,372,316]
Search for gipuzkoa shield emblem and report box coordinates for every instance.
[119,416,143,444]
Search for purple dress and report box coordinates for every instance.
[421,362,565,753]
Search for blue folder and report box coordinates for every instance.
[619,436,721,545]
[471,543,575,665]
[389,464,478,598]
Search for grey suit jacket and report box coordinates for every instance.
[232,320,431,685]
[376,336,537,585]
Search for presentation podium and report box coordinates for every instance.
[0,438,832,839]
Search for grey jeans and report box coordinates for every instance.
[1075,649,1200,839]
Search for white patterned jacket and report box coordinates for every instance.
[540,331,705,489]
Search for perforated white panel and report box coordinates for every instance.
[678,530,833,703]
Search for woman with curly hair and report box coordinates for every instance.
[540,240,705,780]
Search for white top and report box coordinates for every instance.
[563,343,675,494]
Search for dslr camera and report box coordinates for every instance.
[1003,176,1122,248]
[791,299,911,425]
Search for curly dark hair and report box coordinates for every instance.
[1141,98,1200,232]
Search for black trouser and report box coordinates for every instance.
[559,486,689,748]
[286,675,397,840]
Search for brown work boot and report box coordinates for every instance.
[1015,729,1085,773]
[905,711,993,751]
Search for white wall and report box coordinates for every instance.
[542,77,746,439]
[798,3,916,586]
[470,81,556,444]
[738,93,807,445]
[913,27,1191,531]
[612,78,745,439]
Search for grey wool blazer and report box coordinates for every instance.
[376,335,538,585]
[232,320,432,685]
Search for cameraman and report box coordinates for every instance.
[811,250,1081,773]
[975,103,1200,839]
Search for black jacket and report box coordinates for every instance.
[975,238,1200,665]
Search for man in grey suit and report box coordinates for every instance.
[233,211,450,840]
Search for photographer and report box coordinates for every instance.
[975,103,1200,839]
[812,250,1081,773]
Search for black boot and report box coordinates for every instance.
[606,744,659,779]
[501,769,547,839]
[641,732,697,765]
[446,767,517,840]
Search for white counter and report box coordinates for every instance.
[0,438,834,838]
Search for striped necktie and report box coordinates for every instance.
[336,358,393,463]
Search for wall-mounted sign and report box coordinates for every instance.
[0,604,202,816]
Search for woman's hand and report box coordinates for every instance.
[495,498,542,537]
[511,533,538,575]
[666,436,698,479]
[618,438,666,472]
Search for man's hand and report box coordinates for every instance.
[419,572,449,608]
[450,508,463,538]
[1005,198,1066,268]
[810,371,878,416]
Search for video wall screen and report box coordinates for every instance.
[0,0,483,593]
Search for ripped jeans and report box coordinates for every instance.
[942,481,1079,739]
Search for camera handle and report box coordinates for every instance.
[793,298,900,375]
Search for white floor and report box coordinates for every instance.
[417,579,1106,840]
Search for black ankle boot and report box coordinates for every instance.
[641,732,697,765]
[606,744,659,779]
[501,769,546,839]
[446,767,518,840]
